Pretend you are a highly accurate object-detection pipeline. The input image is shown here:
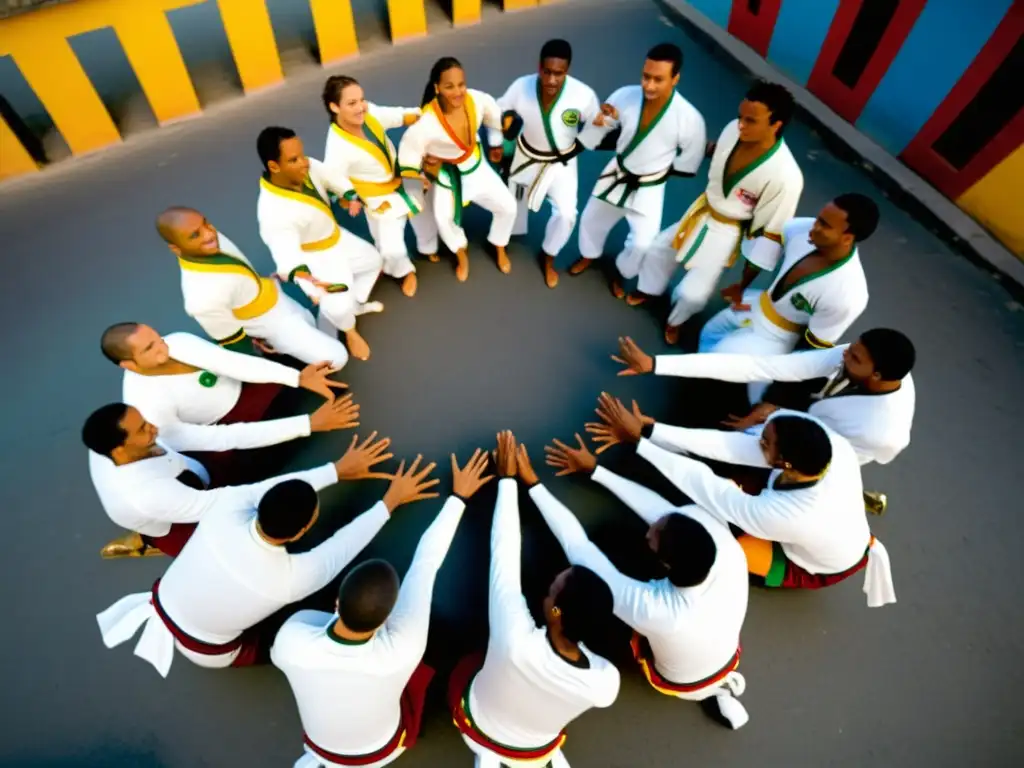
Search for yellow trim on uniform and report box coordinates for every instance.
[330,116,393,174]
[805,329,834,349]
[218,329,247,346]
[352,176,403,199]
[177,257,280,320]
[672,193,744,266]
[300,227,342,252]
[259,175,335,219]
[758,291,804,334]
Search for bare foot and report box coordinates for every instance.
[345,328,371,360]
[426,253,440,263]
[664,324,680,346]
[543,253,558,288]
[401,273,417,297]
[610,279,625,299]
[625,292,648,306]
[455,248,469,282]
[495,246,511,274]
[568,257,591,276]
[355,301,384,316]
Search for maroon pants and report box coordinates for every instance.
[779,552,869,589]
[142,523,198,557]
[187,381,285,486]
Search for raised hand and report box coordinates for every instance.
[309,393,360,433]
[346,200,363,217]
[544,433,597,476]
[494,430,518,478]
[451,448,494,500]
[585,393,651,454]
[298,361,349,401]
[516,443,539,486]
[382,455,440,512]
[612,336,653,376]
[721,403,779,432]
[334,432,393,481]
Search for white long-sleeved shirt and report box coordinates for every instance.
[271,496,465,760]
[654,346,916,465]
[468,479,620,749]
[123,332,309,453]
[639,415,871,574]
[529,472,747,685]
[88,440,327,537]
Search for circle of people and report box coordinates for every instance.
[87,38,918,768]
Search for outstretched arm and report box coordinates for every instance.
[653,346,846,384]
[489,478,536,643]
[646,423,770,468]
[590,465,673,527]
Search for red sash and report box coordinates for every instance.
[447,653,566,762]
[150,579,243,656]
[303,727,405,767]
[631,634,741,695]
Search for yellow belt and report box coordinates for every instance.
[351,176,402,200]
[672,193,744,266]
[758,291,804,333]
[300,226,341,252]
[233,276,279,320]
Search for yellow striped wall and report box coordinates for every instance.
[955,145,1024,259]
[0,0,554,181]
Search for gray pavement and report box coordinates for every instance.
[1,0,1023,766]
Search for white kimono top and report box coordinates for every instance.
[675,119,803,271]
[530,472,748,686]
[498,74,600,209]
[578,85,706,211]
[752,218,869,349]
[323,103,423,221]
[468,480,620,749]
[122,332,309,454]
[654,346,916,465]
[257,158,350,285]
[271,496,466,760]
[178,232,281,347]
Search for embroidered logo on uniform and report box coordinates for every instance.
[737,188,759,206]
[791,293,815,314]
[198,371,218,388]
[561,109,581,127]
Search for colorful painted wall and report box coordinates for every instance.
[685,0,1023,258]
[0,0,552,180]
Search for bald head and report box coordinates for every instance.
[101,323,141,364]
[156,207,221,257]
[100,323,169,371]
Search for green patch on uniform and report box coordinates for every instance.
[790,292,815,314]
[198,371,219,388]
[561,109,581,127]
[764,541,788,587]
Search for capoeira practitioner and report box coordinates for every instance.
[101,322,353,457]
[614,328,917,514]
[257,127,384,361]
[322,75,437,298]
[272,451,486,768]
[84,402,353,559]
[448,432,620,767]
[587,393,896,605]
[539,434,750,729]
[569,43,706,294]
[636,82,804,344]
[397,57,517,281]
[497,39,600,288]
[158,206,348,366]
[699,194,878,402]
[96,433,405,676]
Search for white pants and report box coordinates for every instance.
[578,196,662,271]
[294,745,406,768]
[365,180,440,277]
[434,162,517,252]
[699,290,799,402]
[667,260,725,328]
[299,234,383,333]
[245,290,349,368]
[510,162,579,256]
[176,642,239,669]
[460,735,570,768]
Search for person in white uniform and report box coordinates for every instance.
[536,433,751,729]
[627,82,803,344]
[101,322,353,460]
[322,75,437,298]
[257,127,384,361]
[568,43,706,295]
[497,39,600,288]
[272,449,490,768]
[96,433,414,677]
[448,432,620,767]
[586,393,896,606]
[700,194,879,402]
[613,328,917,514]
[397,56,517,282]
[158,206,349,367]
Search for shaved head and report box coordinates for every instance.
[101,322,141,364]
[156,207,221,257]
[156,206,201,244]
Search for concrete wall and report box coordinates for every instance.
[684,0,1023,257]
